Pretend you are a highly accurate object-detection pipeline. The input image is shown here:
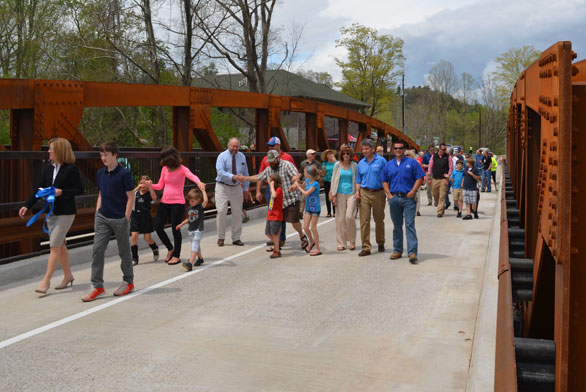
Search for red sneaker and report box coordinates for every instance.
[81,287,105,302]
[113,282,134,296]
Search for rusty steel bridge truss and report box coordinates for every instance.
[496,41,586,392]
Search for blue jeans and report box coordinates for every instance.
[266,185,286,242]
[481,169,491,191]
[388,196,418,256]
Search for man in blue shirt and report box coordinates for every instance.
[215,137,250,246]
[355,138,387,256]
[381,141,426,264]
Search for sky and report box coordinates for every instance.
[271,0,586,88]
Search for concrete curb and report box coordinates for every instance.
[466,173,500,391]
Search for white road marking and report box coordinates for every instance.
[0,218,335,349]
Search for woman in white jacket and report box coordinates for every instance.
[329,144,358,251]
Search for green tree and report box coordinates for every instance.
[335,23,404,118]
[492,45,541,104]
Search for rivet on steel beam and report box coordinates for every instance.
[572,66,579,76]
[571,51,578,60]
[572,248,579,255]
[572,186,579,194]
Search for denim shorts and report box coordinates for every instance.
[305,211,321,217]
[188,230,202,253]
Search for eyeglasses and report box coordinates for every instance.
[441,148,447,151]
[393,147,405,150]
[342,152,351,156]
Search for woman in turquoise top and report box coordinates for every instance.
[329,144,358,251]
[321,149,337,217]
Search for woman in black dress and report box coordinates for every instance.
[19,138,84,294]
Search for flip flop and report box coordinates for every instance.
[337,247,345,251]
[300,235,309,250]
[266,247,274,252]
[168,258,181,265]
[305,243,315,253]
[310,251,322,256]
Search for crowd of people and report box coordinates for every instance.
[20,137,498,301]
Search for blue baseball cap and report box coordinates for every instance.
[267,137,281,146]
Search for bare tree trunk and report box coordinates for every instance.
[139,0,169,145]
[182,0,193,86]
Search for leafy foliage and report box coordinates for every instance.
[492,45,541,104]
[335,23,404,118]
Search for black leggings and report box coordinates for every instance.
[324,181,335,215]
[155,203,185,258]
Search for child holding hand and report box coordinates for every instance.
[130,175,159,265]
[176,189,208,271]
[294,166,322,256]
[265,174,284,259]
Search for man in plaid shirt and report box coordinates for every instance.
[236,150,309,250]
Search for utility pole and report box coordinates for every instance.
[401,73,406,134]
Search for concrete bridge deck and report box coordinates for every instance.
[0,190,500,391]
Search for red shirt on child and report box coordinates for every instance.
[267,187,283,221]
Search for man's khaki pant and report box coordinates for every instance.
[359,188,386,251]
[426,173,433,204]
[432,179,448,215]
[215,182,243,241]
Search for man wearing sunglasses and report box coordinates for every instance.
[427,142,453,217]
[381,141,426,264]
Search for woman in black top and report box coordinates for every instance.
[19,138,84,294]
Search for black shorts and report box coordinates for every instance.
[265,220,282,235]
[130,212,154,234]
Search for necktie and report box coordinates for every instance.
[232,154,237,183]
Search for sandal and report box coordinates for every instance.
[349,245,356,251]
[165,249,174,263]
[266,247,274,252]
[300,235,309,250]
[168,257,181,265]
[310,251,322,256]
[337,247,345,251]
[270,251,281,259]
[305,242,315,253]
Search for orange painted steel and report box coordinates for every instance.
[0,78,418,154]
[499,41,586,391]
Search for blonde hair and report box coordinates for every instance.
[187,188,203,201]
[49,138,75,164]
[405,149,416,158]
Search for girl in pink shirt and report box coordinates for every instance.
[147,147,206,265]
